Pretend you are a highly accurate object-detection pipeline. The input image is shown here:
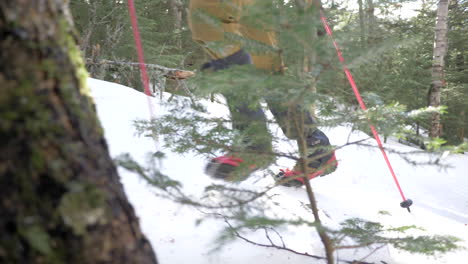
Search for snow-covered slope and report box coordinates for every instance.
[89,78,468,264]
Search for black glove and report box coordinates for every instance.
[201,49,252,72]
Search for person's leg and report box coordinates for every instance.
[223,88,272,155]
[188,0,274,180]
[265,98,336,178]
[200,50,274,181]
[244,1,336,185]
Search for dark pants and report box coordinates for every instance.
[204,49,329,167]
[225,93,318,153]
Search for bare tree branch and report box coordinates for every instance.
[85,58,195,79]
[207,212,376,264]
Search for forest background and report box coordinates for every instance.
[71,0,467,146]
[2,1,466,263]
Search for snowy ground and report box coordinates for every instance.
[89,78,468,264]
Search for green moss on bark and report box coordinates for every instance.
[1,2,157,263]
[58,184,108,235]
[58,18,90,98]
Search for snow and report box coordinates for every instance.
[88,78,468,264]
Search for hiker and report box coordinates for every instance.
[188,0,337,186]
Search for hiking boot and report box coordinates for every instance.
[275,152,337,187]
[276,129,338,187]
[205,153,272,182]
[275,169,304,187]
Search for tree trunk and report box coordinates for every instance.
[289,2,335,263]
[365,0,376,44]
[295,0,322,117]
[458,110,465,142]
[358,0,366,47]
[79,0,98,56]
[294,113,335,264]
[428,0,449,138]
[169,0,183,49]
[0,1,158,263]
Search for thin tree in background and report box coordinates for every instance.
[365,0,376,44]
[428,0,450,138]
[295,1,335,263]
[0,1,158,263]
[358,0,366,47]
[170,0,184,49]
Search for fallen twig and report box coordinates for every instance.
[201,212,376,264]
[85,58,195,79]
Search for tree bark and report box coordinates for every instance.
[287,2,335,263]
[169,0,183,49]
[358,0,366,47]
[295,0,322,117]
[428,0,449,138]
[458,110,465,142]
[365,0,376,44]
[0,1,158,263]
[78,0,98,56]
[294,112,335,264]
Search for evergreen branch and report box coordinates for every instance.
[175,189,267,210]
[202,184,276,209]
[289,103,337,263]
[341,128,452,167]
[335,243,380,250]
[357,245,387,263]
[263,228,276,247]
[115,153,277,211]
[85,58,195,79]
[214,213,375,264]
[345,141,452,168]
[263,227,286,248]
[189,131,300,160]
[168,180,282,211]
